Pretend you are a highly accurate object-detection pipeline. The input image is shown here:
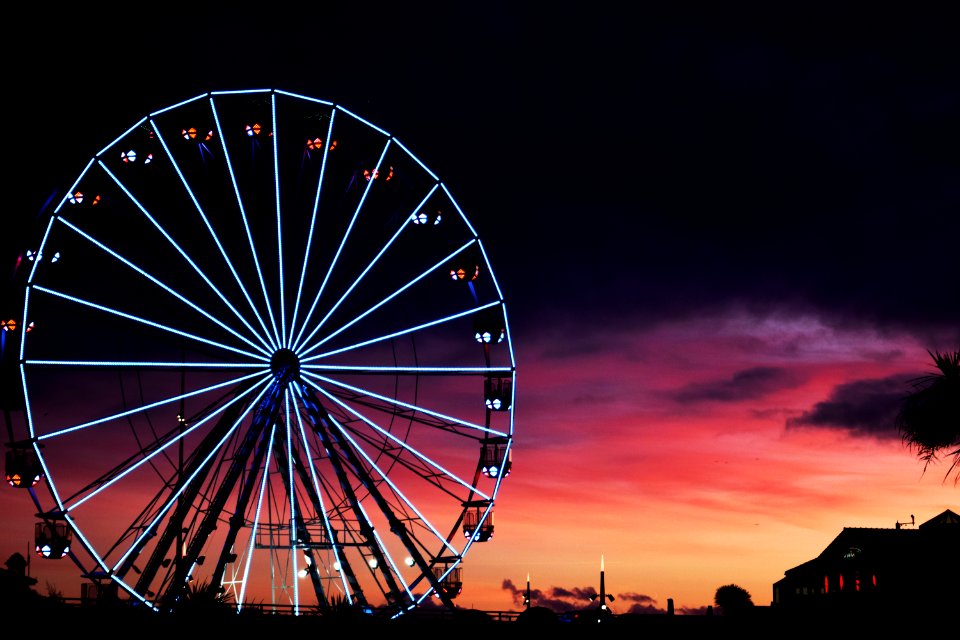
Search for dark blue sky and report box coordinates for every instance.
[6,3,959,342]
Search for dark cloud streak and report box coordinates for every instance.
[673,367,803,403]
[786,373,917,437]
[502,578,668,614]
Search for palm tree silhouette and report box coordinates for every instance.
[896,350,960,484]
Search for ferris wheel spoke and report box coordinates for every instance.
[290,399,353,601]
[204,401,283,606]
[281,392,300,609]
[310,381,489,503]
[291,199,407,353]
[30,285,269,363]
[26,360,264,369]
[98,161,279,351]
[149,120,278,353]
[118,379,274,577]
[290,109,336,347]
[302,386,464,557]
[290,182,440,353]
[316,386,490,504]
[290,137,393,351]
[62,376,273,512]
[208,98,284,349]
[56,218,273,356]
[35,370,269,441]
[294,385,413,605]
[269,95,290,347]
[235,420,278,611]
[303,364,511,375]
[302,300,501,362]
[302,372,507,438]
[157,390,278,597]
[283,419,344,608]
[298,238,478,358]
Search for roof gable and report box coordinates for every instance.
[920,509,959,528]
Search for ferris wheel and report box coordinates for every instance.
[6,88,515,616]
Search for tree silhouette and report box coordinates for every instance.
[714,584,753,616]
[895,349,960,484]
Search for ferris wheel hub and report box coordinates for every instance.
[270,348,300,384]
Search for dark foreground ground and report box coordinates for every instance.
[0,598,940,639]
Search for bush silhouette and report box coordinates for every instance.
[714,583,754,616]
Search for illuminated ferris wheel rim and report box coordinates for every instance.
[12,87,516,615]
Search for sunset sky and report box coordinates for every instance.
[2,4,958,614]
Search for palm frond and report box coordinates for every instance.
[896,349,960,485]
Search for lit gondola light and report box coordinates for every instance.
[5,449,44,488]
[182,127,214,142]
[473,311,506,344]
[363,166,394,181]
[66,192,100,206]
[411,209,442,225]
[25,249,59,263]
[484,376,512,411]
[462,507,494,542]
[431,564,463,600]
[450,265,479,281]
[121,150,137,163]
[34,521,71,559]
[304,137,336,159]
[480,439,511,478]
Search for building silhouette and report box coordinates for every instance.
[772,509,959,615]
